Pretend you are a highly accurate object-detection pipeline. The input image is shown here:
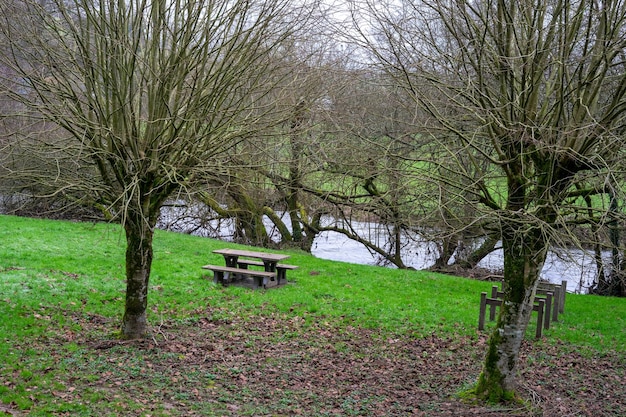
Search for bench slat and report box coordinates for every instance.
[202,264,276,289]
[236,259,299,270]
[202,264,276,277]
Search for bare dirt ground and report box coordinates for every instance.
[3,308,625,416]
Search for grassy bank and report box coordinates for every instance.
[0,214,625,416]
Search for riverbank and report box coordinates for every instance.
[0,215,624,415]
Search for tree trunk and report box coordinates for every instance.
[287,99,308,249]
[452,234,499,270]
[287,190,303,243]
[121,212,155,339]
[474,224,547,401]
[432,235,458,269]
[299,210,321,253]
[231,191,270,247]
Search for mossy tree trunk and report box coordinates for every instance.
[474,163,553,400]
[121,209,156,339]
[231,191,271,247]
[286,99,308,249]
[120,179,166,340]
[475,222,547,400]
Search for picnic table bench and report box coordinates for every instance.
[202,264,277,289]
[235,259,298,283]
[205,248,297,289]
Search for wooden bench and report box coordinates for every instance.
[202,264,276,289]
[235,259,299,285]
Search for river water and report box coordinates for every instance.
[0,197,599,293]
[310,229,597,294]
[159,207,598,293]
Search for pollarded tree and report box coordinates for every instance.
[0,0,306,339]
[356,0,626,402]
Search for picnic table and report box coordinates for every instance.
[203,248,297,289]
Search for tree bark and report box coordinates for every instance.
[452,234,499,270]
[287,100,306,248]
[475,222,547,401]
[232,193,270,247]
[432,235,458,269]
[121,211,155,339]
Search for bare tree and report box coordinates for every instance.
[0,0,306,339]
[355,0,626,402]
[159,34,346,251]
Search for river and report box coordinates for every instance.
[310,230,597,294]
[159,207,598,293]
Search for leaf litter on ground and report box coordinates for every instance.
[2,305,624,417]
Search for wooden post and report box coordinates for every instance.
[489,286,498,321]
[543,292,552,330]
[551,287,560,322]
[479,292,487,331]
[560,280,567,313]
[535,299,545,339]
[479,285,559,338]
[213,270,225,285]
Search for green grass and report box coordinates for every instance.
[0,214,625,415]
[1,214,624,346]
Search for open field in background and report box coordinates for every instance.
[0,214,625,416]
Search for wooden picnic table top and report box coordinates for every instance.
[213,248,290,262]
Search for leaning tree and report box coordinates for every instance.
[0,0,308,339]
[355,0,626,402]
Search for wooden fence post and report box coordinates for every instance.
[543,292,552,330]
[535,299,545,339]
[489,286,498,321]
[479,292,487,331]
[479,285,557,340]
[551,287,560,322]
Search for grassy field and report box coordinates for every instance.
[0,214,625,416]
